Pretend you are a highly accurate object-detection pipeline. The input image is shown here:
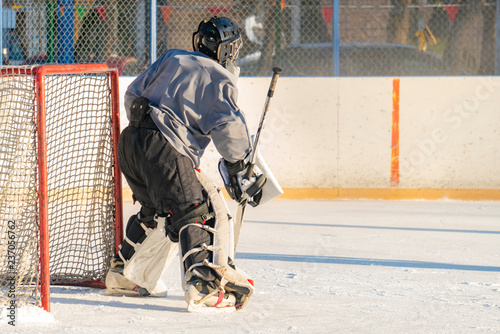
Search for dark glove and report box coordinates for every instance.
[129,96,151,126]
[219,158,266,206]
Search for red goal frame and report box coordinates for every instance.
[1,64,124,312]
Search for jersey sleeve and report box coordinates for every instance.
[200,79,252,163]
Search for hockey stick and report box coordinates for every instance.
[234,67,282,251]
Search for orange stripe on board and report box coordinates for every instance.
[123,187,500,201]
[391,78,400,186]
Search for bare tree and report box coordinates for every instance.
[387,0,412,44]
[300,0,330,43]
[443,0,485,74]
[479,1,496,74]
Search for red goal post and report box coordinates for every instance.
[0,64,123,312]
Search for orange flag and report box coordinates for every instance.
[161,6,172,25]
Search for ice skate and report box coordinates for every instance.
[185,276,238,312]
[105,256,150,297]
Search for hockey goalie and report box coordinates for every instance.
[105,16,281,312]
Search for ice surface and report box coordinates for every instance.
[1,199,499,333]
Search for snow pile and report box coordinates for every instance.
[0,305,55,328]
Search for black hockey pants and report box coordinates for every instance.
[118,114,216,282]
[117,114,204,213]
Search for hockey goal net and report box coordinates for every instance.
[0,64,123,312]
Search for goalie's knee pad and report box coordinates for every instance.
[178,170,255,312]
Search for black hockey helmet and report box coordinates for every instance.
[192,16,242,67]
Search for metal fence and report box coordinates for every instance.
[1,1,500,76]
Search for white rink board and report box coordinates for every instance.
[119,76,500,189]
[399,77,500,189]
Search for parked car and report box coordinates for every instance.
[239,42,445,77]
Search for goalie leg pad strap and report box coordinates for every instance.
[179,222,217,282]
[119,206,157,261]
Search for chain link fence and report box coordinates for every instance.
[1,1,499,76]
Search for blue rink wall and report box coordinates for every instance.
[118,76,500,200]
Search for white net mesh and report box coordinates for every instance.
[0,65,119,308]
[0,67,40,306]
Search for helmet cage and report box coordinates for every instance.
[217,37,243,67]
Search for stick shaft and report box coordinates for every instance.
[245,67,282,178]
[235,67,282,252]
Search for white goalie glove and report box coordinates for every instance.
[218,157,267,207]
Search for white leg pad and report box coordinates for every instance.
[123,224,178,296]
[179,171,255,311]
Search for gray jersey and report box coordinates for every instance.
[125,49,251,168]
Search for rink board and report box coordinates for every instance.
[118,76,500,199]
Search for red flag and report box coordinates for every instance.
[96,6,107,22]
[322,6,333,25]
[207,6,231,16]
[445,5,459,24]
[161,6,172,25]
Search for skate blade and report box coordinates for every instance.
[187,302,237,313]
[105,287,142,297]
[149,291,168,298]
[105,287,166,297]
